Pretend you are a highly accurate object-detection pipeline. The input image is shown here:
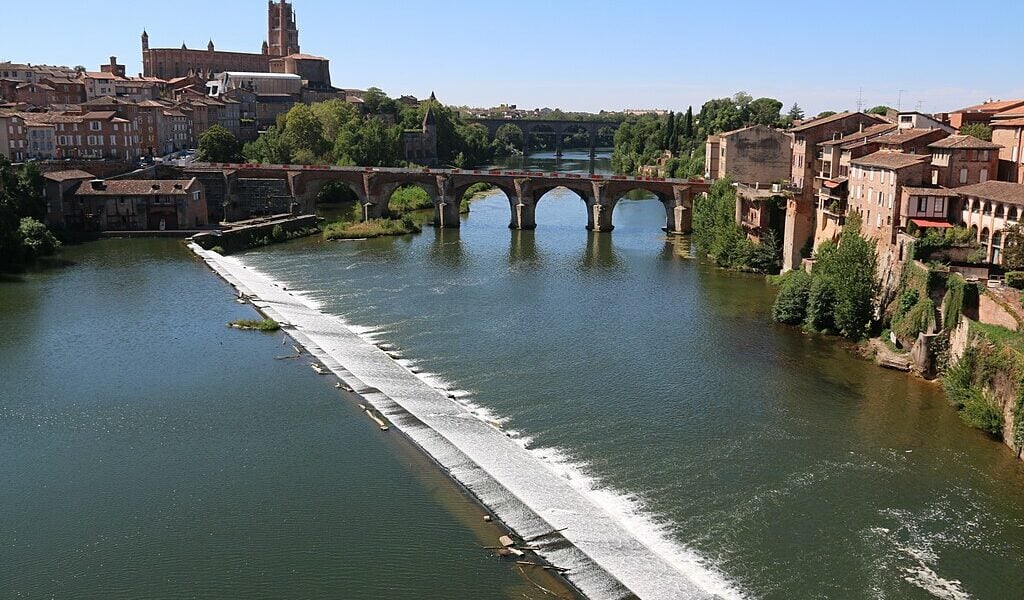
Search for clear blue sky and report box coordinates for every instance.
[2,0,1022,115]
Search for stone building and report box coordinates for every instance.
[847,151,932,248]
[928,135,1001,188]
[403,103,438,165]
[141,1,299,79]
[813,123,896,249]
[874,128,950,154]
[943,99,1024,131]
[785,111,888,270]
[71,178,208,231]
[0,113,27,161]
[991,109,1024,183]
[269,53,330,90]
[704,124,791,185]
[955,181,1024,264]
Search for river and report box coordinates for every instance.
[238,150,1024,598]
[3,149,1024,599]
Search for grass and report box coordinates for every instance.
[971,321,1024,353]
[389,186,433,213]
[229,318,281,332]
[323,217,421,241]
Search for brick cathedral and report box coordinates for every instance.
[142,1,301,80]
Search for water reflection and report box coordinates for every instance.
[507,229,541,267]
[427,227,466,269]
[578,231,624,273]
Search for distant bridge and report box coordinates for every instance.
[465,118,622,158]
[191,162,709,233]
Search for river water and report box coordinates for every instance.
[3,150,1024,599]
[0,240,565,599]
[233,150,1024,599]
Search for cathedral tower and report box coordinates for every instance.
[267,1,300,57]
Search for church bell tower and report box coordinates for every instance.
[267,1,300,57]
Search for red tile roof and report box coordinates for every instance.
[851,151,931,170]
[955,181,1024,205]
[74,179,198,196]
[928,135,1001,150]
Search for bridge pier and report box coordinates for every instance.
[586,200,614,232]
[433,195,462,228]
[510,201,537,230]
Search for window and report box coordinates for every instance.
[889,193,894,209]
[89,121,100,131]
[960,168,968,184]
[918,197,928,212]
[982,150,989,161]
[934,197,944,213]
[877,213,882,228]
[980,168,988,182]
[1014,146,1019,162]
[192,191,201,202]
[879,191,884,206]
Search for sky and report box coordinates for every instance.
[2,0,1023,116]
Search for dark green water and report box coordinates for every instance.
[0,240,563,599]
[232,150,1024,599]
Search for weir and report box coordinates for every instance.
[190,243,739,600]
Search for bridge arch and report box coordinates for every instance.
[294,173,368,213]
[606,186,678,233]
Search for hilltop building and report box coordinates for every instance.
[141,1,300,79]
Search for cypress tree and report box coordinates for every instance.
[663,112,676,152]
[684,106,694,139]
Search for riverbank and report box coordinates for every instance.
[189,242,739,600]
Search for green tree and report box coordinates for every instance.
[816,110,838,119]
[867,105,892,115]
[361,87,398,117]
[335,117,402,167]
[493,123,524,156]
[772,269,812,324]
[663,112,676,151]
[1002,224,1024,270]
[698,97,743,138]
[311,99,359,142]
[746,97,784,126]
[0,158,59,270]
[805,215,878,338]
[242,126,291,164]
[787,103,805,122]
[683,106,694,139]
[196,125,242,162]
[282,104,329,160]
[959,123,993,142]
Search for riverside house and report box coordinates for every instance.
[71,178,208,232]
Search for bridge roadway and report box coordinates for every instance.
[195,162,710,234]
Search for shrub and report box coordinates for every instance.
[229,318,280,332]
[1006,271,1024,290]
[271,224,287,243]
[210,245,226,254]
[771,269,812,325]
[17,217,60,259]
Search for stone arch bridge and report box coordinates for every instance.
[192,162,710,234]
[466,118,621,159]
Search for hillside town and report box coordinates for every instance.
[706,102,1024,275]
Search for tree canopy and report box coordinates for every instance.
[959,123,993,142]
[0,158,60,270]
[196,125,242,162]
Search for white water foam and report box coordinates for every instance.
[195,245,745,600]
